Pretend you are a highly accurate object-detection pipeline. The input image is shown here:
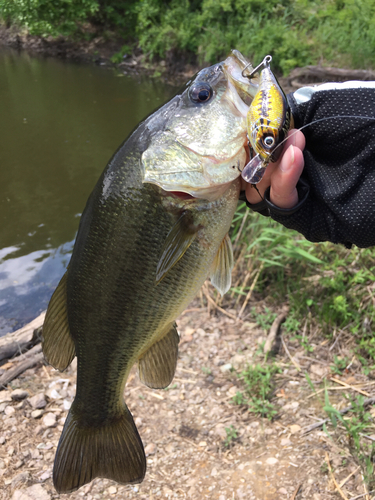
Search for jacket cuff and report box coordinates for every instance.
[263,178,310,216]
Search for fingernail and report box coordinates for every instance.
[280,145,294,172]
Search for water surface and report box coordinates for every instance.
[0,48,177,334]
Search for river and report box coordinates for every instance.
[0,48,177,335]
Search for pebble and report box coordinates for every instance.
[220,363,232,373]
[42,413,57,428]
[4,406,15,416]
[266,457,279,465]
[107,486,117,494]
[28,393,47,409]
[0,391,12,403]
[11,483,51,500]
[289,424,301,434]
[31,409,44,419]
[0,436,5,444]
[144,443,156,456]
[11,389,29,401]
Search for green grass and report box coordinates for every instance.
[229,206,375,367]
[323,390,375,490]
[232,362,281,420]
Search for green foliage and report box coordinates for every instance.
[3,0,375,72]
[330,355,350,375]
[233,363,281,419]
[224,425,238,447]
[323,390,375,489]
[0,0,100,37]
[253,307,277,330]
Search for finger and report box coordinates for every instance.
[269,144,305,209]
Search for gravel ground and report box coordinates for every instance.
[1,299,373,500]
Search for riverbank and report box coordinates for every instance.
[0,24,199,85]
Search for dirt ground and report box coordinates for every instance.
[1,292,374,500]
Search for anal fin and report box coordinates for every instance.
[138,323,179,389]
[53,404,146,493]
[209,233,234,296]
[42,271,75,371]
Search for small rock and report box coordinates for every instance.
[11,483,51,500]
[279,487,288,495]
[8,446,15,456]
[220,363,232,373]
[135,417,142,427]
[31,409,44,419]
[0,436,5,445]
[14,459,23,469]
[39,471,52,481]
[11,471,31,490]
[45,388,61,400]
[62,400,71,411]
[280,438,292,446]
[0,391,12,403]
[198,441,207,447]
[310,364,327,378]
[37,442,53,450]
[42,413,57,428]
[266,457,279,465]
[211,467,218,476]
[289,424,301,434]
[108,486,117,494]
[11,389,29,401]
[144,443,156,456]
[28,393,47,409]
[4,405,15,416]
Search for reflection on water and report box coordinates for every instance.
[0,48,177,335]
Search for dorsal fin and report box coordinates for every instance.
[42,271,75,371]
[156,212,199,284]
[138,323,179,389]
[209,233,234,296]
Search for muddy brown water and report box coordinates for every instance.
[0,47,177,334]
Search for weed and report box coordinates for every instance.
[233,363,281,420]
[253,307,277,331]
[201,367,212,375]
[293,334,314,353]
[224,425,238,448]
[323,390,375,489]
[330,355,350,375]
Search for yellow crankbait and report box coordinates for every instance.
[242,55,291,184]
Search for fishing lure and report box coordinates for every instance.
[242,55,292,184]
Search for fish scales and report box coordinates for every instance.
[42,50,256,493]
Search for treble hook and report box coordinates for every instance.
[241,55,272,79]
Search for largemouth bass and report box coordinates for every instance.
[42,50,256,494]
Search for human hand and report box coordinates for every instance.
[241,129,306,209]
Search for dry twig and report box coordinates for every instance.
[263,309,288,354]
[325,452,349,500]
[281,335,301,372]
[331,377,371,397]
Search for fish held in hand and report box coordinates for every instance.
[242,55,292,184]
[42,50,255,494]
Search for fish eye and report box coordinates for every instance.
[189,82,213,104]
[263,135,275,148]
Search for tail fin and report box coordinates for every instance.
[53,405,146,493]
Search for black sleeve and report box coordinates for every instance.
[245,87,375,248]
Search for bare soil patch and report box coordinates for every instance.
[1,293,374,500]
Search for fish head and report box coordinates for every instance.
[141,51,258,201]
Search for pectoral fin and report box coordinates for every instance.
[209,233,234,296]
[42,271,76,371]
[156,212,198,284]
[138,323,179,389]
